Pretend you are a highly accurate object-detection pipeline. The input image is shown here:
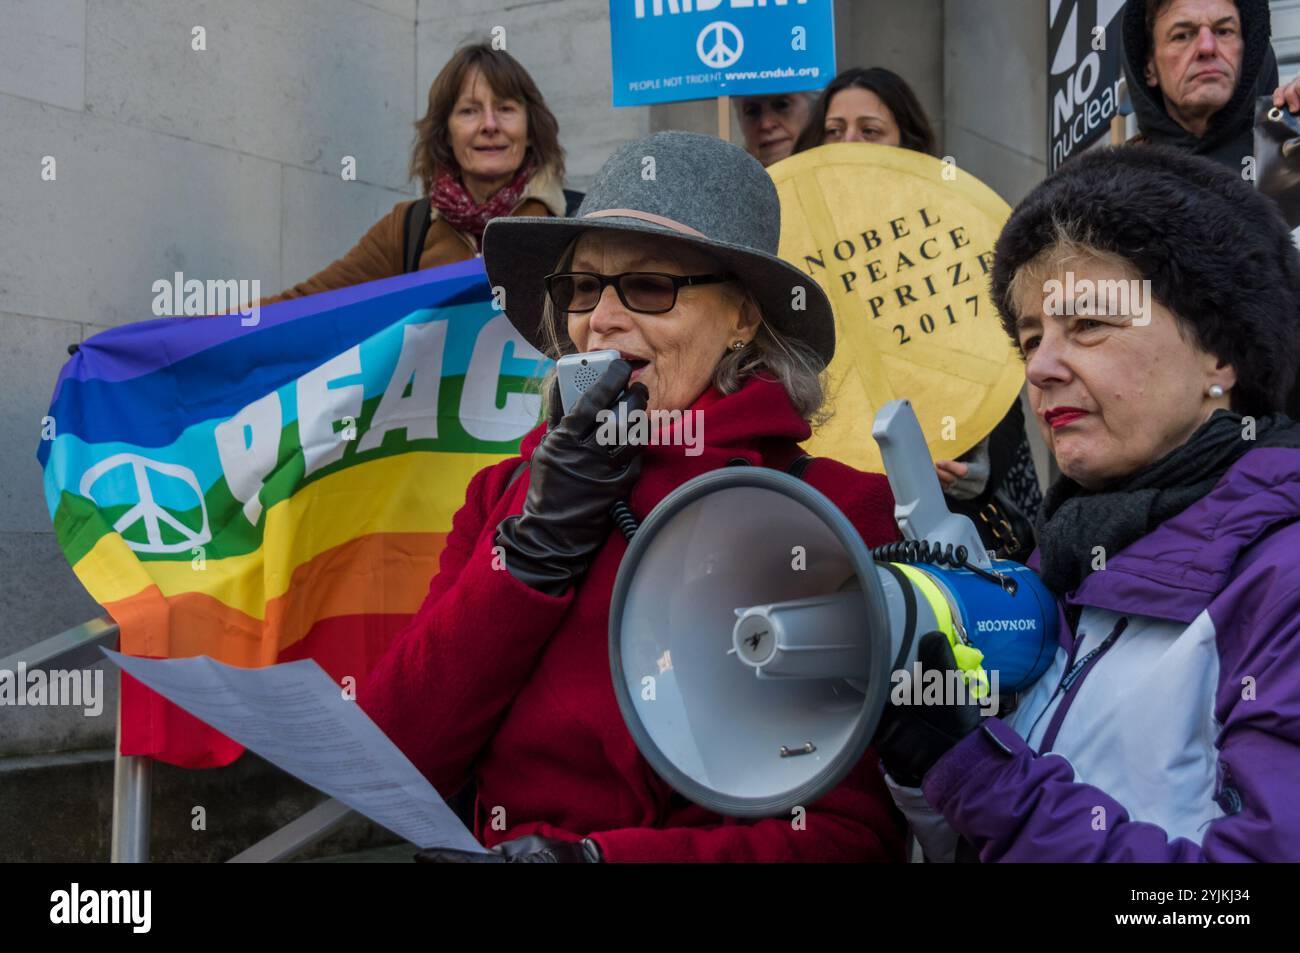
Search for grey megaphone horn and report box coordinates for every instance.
[608,400,1056,817]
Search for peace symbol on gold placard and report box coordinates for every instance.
[770,143,1024,473]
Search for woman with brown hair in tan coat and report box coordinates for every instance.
[264,43,567,303]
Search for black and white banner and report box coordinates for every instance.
[1048,0,1127,172]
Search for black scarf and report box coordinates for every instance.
[1037,410,1300,597]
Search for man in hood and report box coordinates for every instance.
[1122,0,1300,171]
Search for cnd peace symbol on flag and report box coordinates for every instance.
[769,143,1023,473]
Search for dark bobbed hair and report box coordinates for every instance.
[792,67,936,155]
[990,145,1300,417]
[410,43,564,194]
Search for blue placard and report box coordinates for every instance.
[609,0,835,107]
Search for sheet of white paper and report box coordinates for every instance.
[102,649,485,853]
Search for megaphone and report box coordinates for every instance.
[608,400,1057,818]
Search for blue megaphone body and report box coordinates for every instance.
[869,399,1057,692]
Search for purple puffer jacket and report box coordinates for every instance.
[909,446,1300,861]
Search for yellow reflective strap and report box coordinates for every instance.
[893,563,954,637]
[891,563,990,699]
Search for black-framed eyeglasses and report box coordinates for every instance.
[543,271,733,315]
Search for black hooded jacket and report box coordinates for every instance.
[1121,0,1278,170]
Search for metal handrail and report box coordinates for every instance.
[0,615,119,673]
[5,616,351,863]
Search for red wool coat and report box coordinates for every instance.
[359,375,906,862]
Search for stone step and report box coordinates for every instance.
[300,842,416,863]
[0,748,401,862]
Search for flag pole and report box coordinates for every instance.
[1109,113,1125,146]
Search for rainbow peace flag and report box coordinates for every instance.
[38,260,549,767]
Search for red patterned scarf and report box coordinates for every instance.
[429,161,536,245]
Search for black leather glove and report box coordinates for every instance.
[495,360,649,596]
[414,834,603,863]
[875,631,985,787]
[1256,98,1300,229]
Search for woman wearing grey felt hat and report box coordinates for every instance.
[482,129,836,416]
[373,131,906,864]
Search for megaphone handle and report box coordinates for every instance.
[871,400,991,569]
[871,401,949,540]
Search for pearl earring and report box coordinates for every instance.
[1208,384,1225,399]
[730,340,745,351]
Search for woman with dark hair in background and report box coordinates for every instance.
[263,42,568,303]
[795,66,1041,561]
[793,66,935,154]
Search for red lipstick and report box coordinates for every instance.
[1044,406,1089,429]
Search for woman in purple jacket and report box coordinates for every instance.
[876,145,1300,862]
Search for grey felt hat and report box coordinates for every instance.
[481,130,835,366]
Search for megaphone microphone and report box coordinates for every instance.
[608,400,1057,818]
